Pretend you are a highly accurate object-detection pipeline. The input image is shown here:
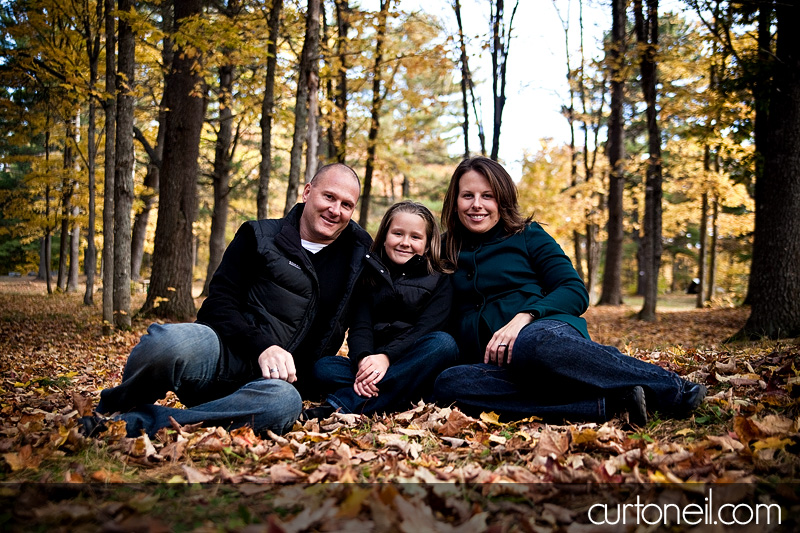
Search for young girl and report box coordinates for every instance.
[308,201,458,419]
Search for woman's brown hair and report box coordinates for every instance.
[441,156,531,267]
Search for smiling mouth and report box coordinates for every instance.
[467,214,487,221]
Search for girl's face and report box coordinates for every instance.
[457,170,500,234]
[383,212,428,265]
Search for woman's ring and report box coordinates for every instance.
[269,368,278,373]
[373,370,380,375]
[499,343,508,347]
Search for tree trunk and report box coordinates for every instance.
[454,0,469,158]
[740,2,800,339]
[706,195,718,303]
[57,116,78,293]
[333,0,349,163]
[489,0,519,161]
[140,0,206,320]
[113,0,136,329]
[579,0,602,299]
[635,0,663,323]
[38,238,49,280]
[305,0,321,183]
[102,0,116,334]
[284,0,318,215]
[697,188,708,309]
[131,5,171,281]
[598,0,626,306]
[44,126,53,294]
[744,3,774,306]
[67,203,80,292]
[202,62,235,297]
[359,0,390,228]
[553,1,584,281]
[83,1,102,306]
[257,0,283,219]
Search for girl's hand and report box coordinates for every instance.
[485,313,535,366]
[354,354,390,397]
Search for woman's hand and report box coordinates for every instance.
[354,354,390,397]
[485,313,535,365]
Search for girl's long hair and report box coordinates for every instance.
[372,200,448,275]
[441,156,531,267]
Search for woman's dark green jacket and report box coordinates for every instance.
[451,222,590,361]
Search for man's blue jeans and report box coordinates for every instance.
[96,323,302,437]
[434,320,690,422]
[313,331,459,415]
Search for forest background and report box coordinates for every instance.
[0,0,798,339]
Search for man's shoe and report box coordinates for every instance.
[77,414,109,438]
[610,386,648,426]
[677,382,707,416]
[299,403,337,422]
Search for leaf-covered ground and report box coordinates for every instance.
[1,278,798,532]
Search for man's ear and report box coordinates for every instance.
[301,182,312,202]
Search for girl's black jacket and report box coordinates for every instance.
[346,252,453,367]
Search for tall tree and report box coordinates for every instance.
[333,0,350,163]
[635,0,663,322]
[82,0,103,305]
[113,0,136,329]
[553,0,585,283]
[102,0,116,334]
[454,0,470,159]
[203,0,240,297]
[284,0,319,215]
[257,0,283,220]
[131,3,173,282]
[359,0,391,227]
[140,0,206,320]
[304,0,321,183]
[598,0,627,306]
[489,0,519,161]
[740,1,800,339]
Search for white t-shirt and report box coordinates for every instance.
[301,239,328,254]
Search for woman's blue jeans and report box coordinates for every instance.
[96,323,302,437]
[313,331,459,415]
[434,320,690,422]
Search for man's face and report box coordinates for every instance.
[299,169,360,244]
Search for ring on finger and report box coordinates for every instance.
[269,367,278,373]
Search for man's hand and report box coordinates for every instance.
[354,354,389,397]
[258,345,297,383]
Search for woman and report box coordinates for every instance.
[434,157,706,425]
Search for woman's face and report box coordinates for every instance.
[456,170,500,234]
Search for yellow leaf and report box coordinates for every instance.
[338,487,371,518]
[571,428,598,444]
[480,411,503,426]
[515,431,533,442]
[676,428,695,436]
[752,437,794,452]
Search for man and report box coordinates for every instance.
[85,163,371,437]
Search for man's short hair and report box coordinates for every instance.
[310,163,361,191]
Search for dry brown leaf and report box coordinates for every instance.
[269,463,308,483]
